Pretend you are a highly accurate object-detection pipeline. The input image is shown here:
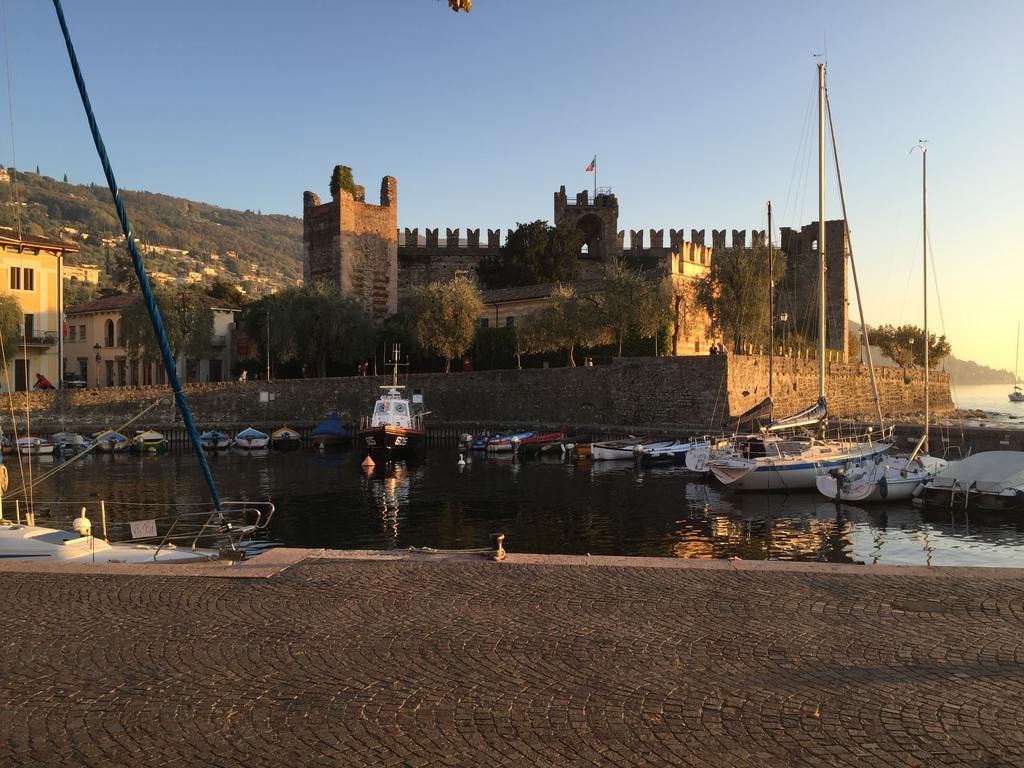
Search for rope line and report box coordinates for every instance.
[51,0,221,509]
[1,0,22,239]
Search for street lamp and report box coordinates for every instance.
[93,343,101,388]
[908,337,915,368]
[779,313,789,354]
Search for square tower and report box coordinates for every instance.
[303,170,398,317]
[553,185,619,264]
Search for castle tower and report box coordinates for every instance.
[303,169,398,318]
[553,185,619,264]
[779,219,849,360]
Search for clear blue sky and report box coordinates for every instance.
[3,0,1022,371]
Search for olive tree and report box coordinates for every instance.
[517,286,611,367]
[408,276,485,372]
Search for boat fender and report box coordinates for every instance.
[878,475,888,499]
[0,464,7,493]
[72,508,91,536]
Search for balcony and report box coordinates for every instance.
[18,333,57,348]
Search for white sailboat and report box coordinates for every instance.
[816,142,948,502]
[708,63,891,492]
[1010,323,1024,402]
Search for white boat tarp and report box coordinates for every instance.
[765,397,827,433]
[733,396,774,425]
[929,451,1024,493]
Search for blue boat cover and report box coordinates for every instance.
[766,397,828,433]
[311,411,352,439]
[236,427,268,440]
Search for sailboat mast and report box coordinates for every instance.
[767,200,774,397]
[817,63,827,400]
[921,146,929,452]
[1016,323,1020,386]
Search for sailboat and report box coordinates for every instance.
[816,143,948,502]
[708,63,891,491]
[1010,324,1024,402]
[0,2,273,563]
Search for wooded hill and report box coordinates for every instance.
[0,167,301,292]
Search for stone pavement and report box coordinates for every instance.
[1,552,1023,767]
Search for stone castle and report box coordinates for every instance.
[303,168,849,358]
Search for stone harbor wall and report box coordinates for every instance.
[3,355,951,435]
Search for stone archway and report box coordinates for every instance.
[575,213,604,260]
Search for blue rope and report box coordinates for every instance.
[52,0,222,510]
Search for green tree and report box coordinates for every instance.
[694,245,786,352]
[120,287,214,370]
[477,220,582,289]
[408,276,485,372]
[329,165,358,199]
[241,283,375,377]
[517,286,611,367]
[873,324,951,369]
[63,279,98,309]
[205,278,247,306]
[0,292,22,366]
[597,261,675,356]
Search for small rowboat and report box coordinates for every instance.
[17,437,55,456]
[517,432,565,455]
[234,427,270,450]
[485,431,535,453]
[94,430,129,453]
[200,430,232,450]
[271,426,302,450]
[638,440,695,466]
[591,437,650,461]
[132,429,167,453]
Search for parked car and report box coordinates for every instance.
[63,372,87,389]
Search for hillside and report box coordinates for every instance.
[0,167,301,294]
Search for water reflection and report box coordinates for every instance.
[5,449,1022,566]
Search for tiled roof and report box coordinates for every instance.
[67,292,240,316]
[0,230,80,253]
[482,280,603,305]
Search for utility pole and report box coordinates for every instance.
[265,309,271,381]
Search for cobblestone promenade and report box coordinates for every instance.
[1,554,1023,767]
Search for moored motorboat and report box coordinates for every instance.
[309,411,352,450]
[359,387,426,460]
[200,430,232,450]
[51,431,88,454]
[234,427,270,450]
[17,436,55,456]
[94,430,129,453]
[916,451,1024,511]
[816,451,949,502]
[271,426,303,450]
[131,429,167,453]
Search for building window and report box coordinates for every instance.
[479,318,489,328]
[24,314,34,340]
[79,324,86,341]
[9,266,19,290]
[23,268,33,291]
[104,319,114,347]
[505,316,515,327]
[69,326,77,341]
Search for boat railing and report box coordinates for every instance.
[22,499,275,559]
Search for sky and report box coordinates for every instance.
[2,0,1022,370]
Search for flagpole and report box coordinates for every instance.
[594,155,597,197]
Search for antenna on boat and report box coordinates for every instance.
[817,62,827,403]
[767,200,773,399]
[51,0,222,510]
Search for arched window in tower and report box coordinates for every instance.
[575,213,604,260]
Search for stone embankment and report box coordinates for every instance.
[2,355,951,435]
[0,551,1021,767]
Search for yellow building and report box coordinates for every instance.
[65,293,239,388]
[0,231,78,391]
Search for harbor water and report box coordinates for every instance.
[8,447,1022,568]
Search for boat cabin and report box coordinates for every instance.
[370,387,425,431]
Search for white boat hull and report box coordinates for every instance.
[0,523,220,564]
[591,442,643,461]
[235,437,270,450]
[710,443,892,491]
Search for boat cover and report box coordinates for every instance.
[929,451,1024,493]
[734,396,774,425]
[766,397,827,433]
[236,427,268,440]
[311,411,351,439]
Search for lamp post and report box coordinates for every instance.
[93,343,101,388]
[908,337,915,368]
[779,313,789,355]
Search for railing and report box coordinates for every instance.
[17,333,58,347]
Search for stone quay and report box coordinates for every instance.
[0,551,1021,767]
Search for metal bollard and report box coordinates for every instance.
[490,532,506,562]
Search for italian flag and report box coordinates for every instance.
[585,156,596,173]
